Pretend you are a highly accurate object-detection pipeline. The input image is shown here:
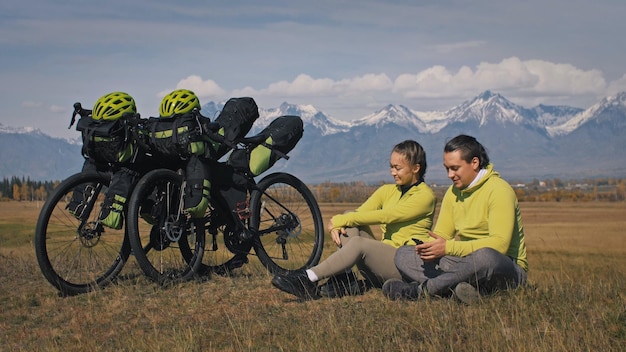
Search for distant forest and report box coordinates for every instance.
[0,176,59,201]
[1,176,624,203]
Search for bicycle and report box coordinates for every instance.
[126,124,325,284]
[34,102,163,296]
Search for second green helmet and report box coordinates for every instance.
[159,89,200,117]
[92,91,136,121]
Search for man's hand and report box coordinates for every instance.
[415,231,446,261]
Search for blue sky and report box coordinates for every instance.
[1,0,625,139]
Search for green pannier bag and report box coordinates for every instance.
[183,155,211,218]
[98,167,138,229]
[228,115,303,176]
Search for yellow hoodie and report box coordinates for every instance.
[435,164,528,271]
[331,182,436,248]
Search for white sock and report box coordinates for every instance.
[306,269,318,282]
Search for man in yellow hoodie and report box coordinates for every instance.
[383,134,528,304]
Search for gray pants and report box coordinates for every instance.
[394,246,527,296]
[310,227,403,287]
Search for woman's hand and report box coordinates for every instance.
[415,231,446,261]
[328,218,346,247]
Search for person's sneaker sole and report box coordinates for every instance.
[454,282,480,304]
[271,275,319,300]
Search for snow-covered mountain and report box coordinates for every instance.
[0,123,83,181]
[546,92,626,136]
[2,91,625,183]
[201,101,351,135]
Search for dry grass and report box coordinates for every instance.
[1,201,625,351]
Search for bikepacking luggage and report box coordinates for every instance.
[183,154,211,218]
[205,97,259,159]
[144,112,206,162]
[228,115,304,176]
[75,115,135,165]
[210,160,251,225]
[98,167,139,229]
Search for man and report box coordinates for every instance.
[383,134,528,304]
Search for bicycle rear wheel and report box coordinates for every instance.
[249,172,324,275]
[126,168,205,284]
[34,171,131,296]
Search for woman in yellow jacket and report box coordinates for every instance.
[384,134,528,304]
[271,140,436,300]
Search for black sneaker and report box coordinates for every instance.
[453,282,480,304]
[382,279,424,301]
[271,270,319,300]
[318,271,368,298]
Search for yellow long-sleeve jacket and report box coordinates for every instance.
[434,164,528,271]
[330,182,436,248]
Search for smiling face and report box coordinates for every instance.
[443,150,480,190]
[390,151,420,186]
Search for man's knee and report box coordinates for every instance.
[466,248,517,281]
[394,245,417,271]
[470,247,506,266]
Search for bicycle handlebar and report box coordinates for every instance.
[68,102,92,129]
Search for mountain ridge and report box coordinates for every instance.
[2,90,625,184]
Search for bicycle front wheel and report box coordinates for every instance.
[249,172,324,276]
[34,171,131,296]
[126,168,205,284]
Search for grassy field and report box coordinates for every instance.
[1,200,625,351]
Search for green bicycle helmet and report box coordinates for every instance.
[92,91,137,121]
[159,89,200,117]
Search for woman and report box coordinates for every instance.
[271,140,436,299]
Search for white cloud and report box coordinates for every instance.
[49,105,66,113]
[167,57,621,119]
[392,57,608,100]
[265,74,336,96]
[161,75,226,100]
[605,74,626,96]
[232,73,393,98]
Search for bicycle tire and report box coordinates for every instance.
[34,171,131,296]
[126,168,205,284]
[249,172,324,275]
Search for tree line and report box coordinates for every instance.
[1,176,624,203]
[0,177,59,201]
